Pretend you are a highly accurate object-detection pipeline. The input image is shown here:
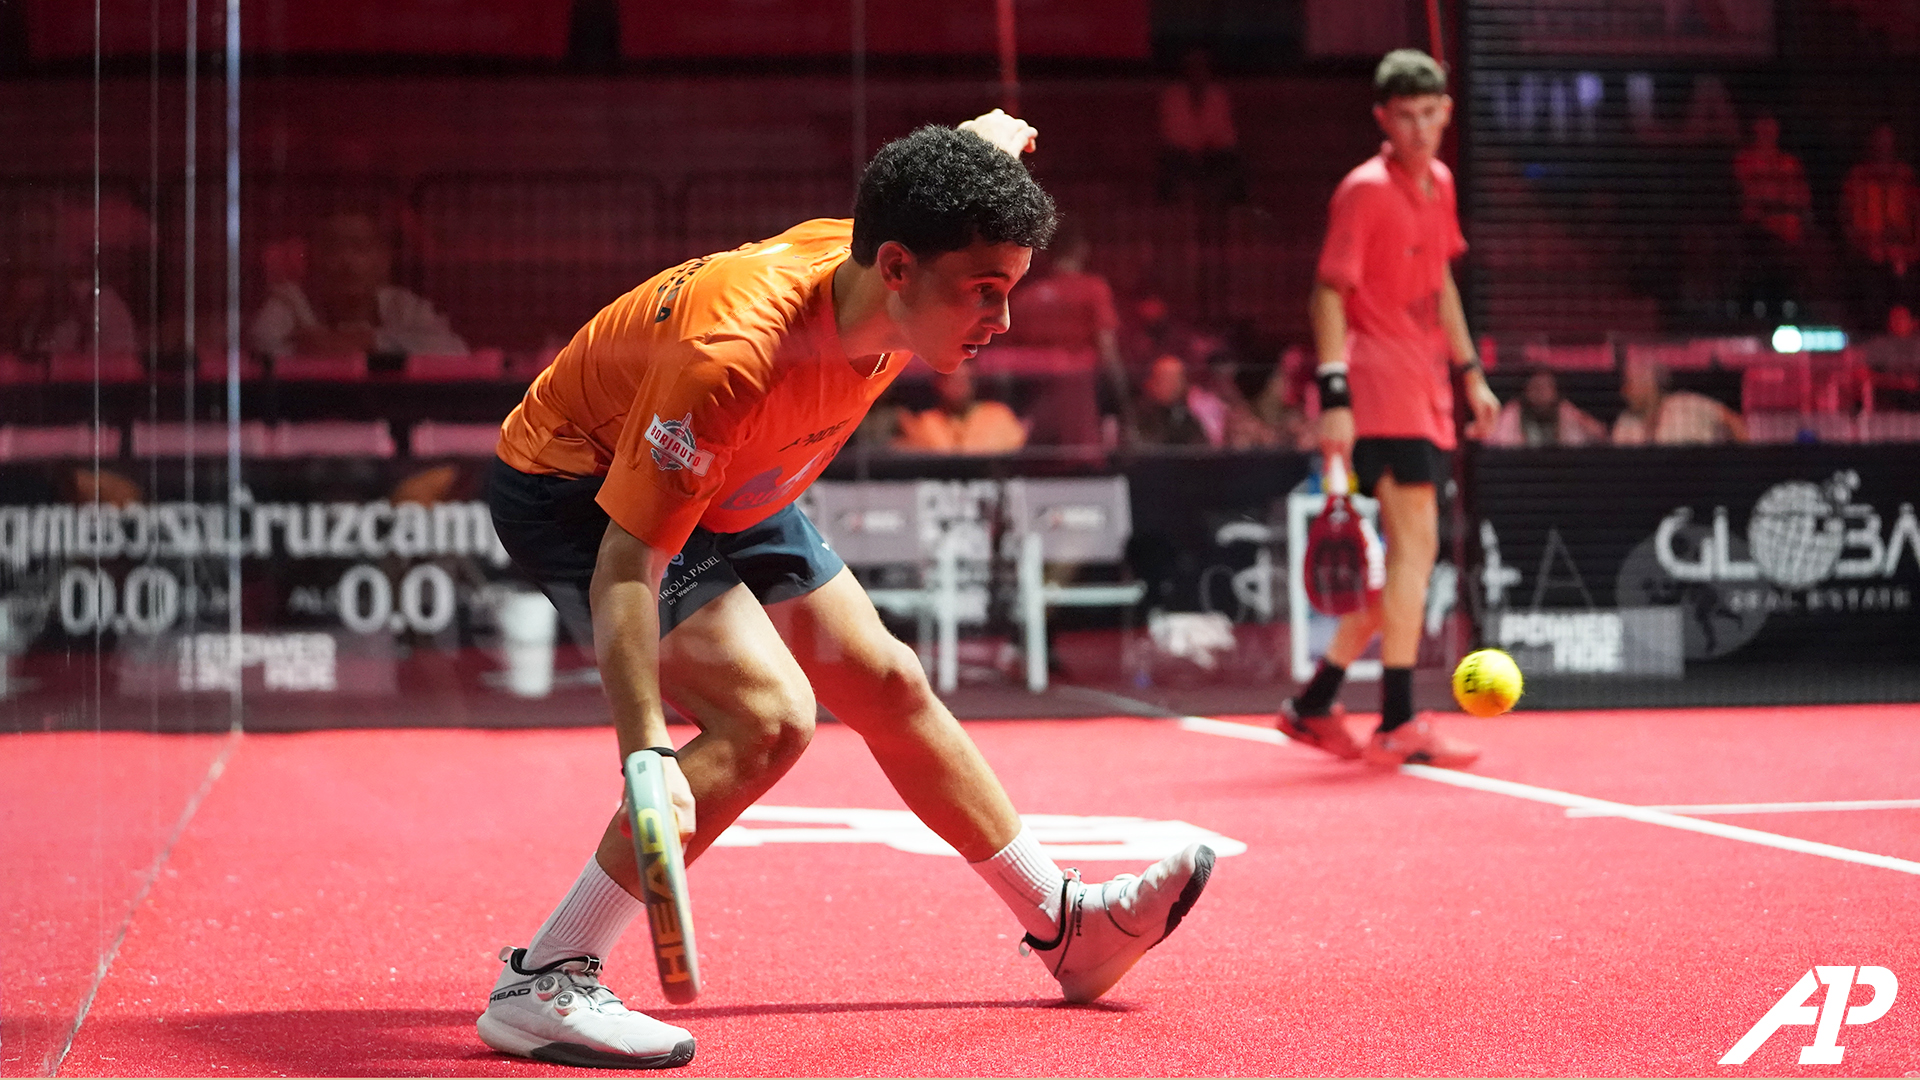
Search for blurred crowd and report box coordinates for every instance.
[1733,114,1919,336]
[5,60,1920,457]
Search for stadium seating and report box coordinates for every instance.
[0,424,122,461]
[47,352,144,383]
[131,421,274,457]
[409,420,503,457]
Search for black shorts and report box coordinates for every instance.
[1351,437,1451,497]
[486,456,846,642]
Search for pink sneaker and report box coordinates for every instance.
[1363,717,1480,769]
[1276,700,1363,760]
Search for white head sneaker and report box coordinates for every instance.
[477,947,696,1069]
[1021,842,1215,1004]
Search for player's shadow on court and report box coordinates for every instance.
[654,996,1134,1020]
[87,1001,1132,1073]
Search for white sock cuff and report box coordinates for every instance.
[975,827,1064,908]
[524,856,644,967]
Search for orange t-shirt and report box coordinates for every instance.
[495,219,904,555]
[1316,147,1469,450]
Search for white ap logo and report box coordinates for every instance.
[1720,966,1898,1065]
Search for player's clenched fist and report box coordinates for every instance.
[660,756,695,842]
[959,109,1038,158]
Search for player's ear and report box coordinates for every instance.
[874,240,918,291]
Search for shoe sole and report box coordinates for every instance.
[1277,702,1362,760]
[1060,845,1216,1005]
[1362,747,1480,769]
[478,1013,696,1070]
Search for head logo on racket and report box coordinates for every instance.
[624,749,701,1003]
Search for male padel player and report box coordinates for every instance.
[478,111,1214,1068]
[1278,51,1500,769]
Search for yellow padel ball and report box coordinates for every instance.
[1452,648,1523,717]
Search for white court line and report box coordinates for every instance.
[1172,715,1920,877]
[1564,798,1920,817]
[49,726,245,1075]
[1178,715,1289,745]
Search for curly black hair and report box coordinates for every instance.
[850,124,1057,266]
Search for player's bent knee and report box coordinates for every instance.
[834,637,939,728]
[726,680,817,769]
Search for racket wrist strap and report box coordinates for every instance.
[1316,364,1352,410]
[623,746,678,777]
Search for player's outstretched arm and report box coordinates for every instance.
[958,108,1039,158]
[590,522,696,842]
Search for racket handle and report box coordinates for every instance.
[1324,454,1349,495]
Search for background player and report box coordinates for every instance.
[1277,50,1500,769]
[477,111,1214,1068]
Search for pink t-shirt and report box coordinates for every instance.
[1316,146,1468,449]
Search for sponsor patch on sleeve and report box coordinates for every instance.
[644,413,715,476]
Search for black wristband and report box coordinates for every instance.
[629,746,677,763]
[1316,367,1352,410]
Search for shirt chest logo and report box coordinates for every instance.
[645,413,714,476]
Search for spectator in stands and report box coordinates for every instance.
[2,265,138,360]
[1864,305,1920,406]
[1732,113,1816,319]
[892,367,1027,454]
[1221,357,1311,450]
[1157,47,1246,206]
[249,210,466,359]
[1612,357,1747,445]
[1119,292,1199,384]
[1,199,138,358]
[1002,229,1130,444]
[1841,122,1920,332]
[1488,368,1608,447]
[1129,354,1214,446]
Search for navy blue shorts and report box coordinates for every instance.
[486,457,845,643]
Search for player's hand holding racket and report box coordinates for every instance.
[1304,455,1385,616]
[618,751,694,845]
[1317,399,1355,466]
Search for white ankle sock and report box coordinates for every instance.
[522,856,644,968]
[970,828,1066,940]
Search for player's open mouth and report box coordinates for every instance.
[962,344,980,358]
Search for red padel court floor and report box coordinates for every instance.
[5,703,1916,1077]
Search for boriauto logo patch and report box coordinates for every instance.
[644,413,713,476]
[1721,966,1899,1065]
